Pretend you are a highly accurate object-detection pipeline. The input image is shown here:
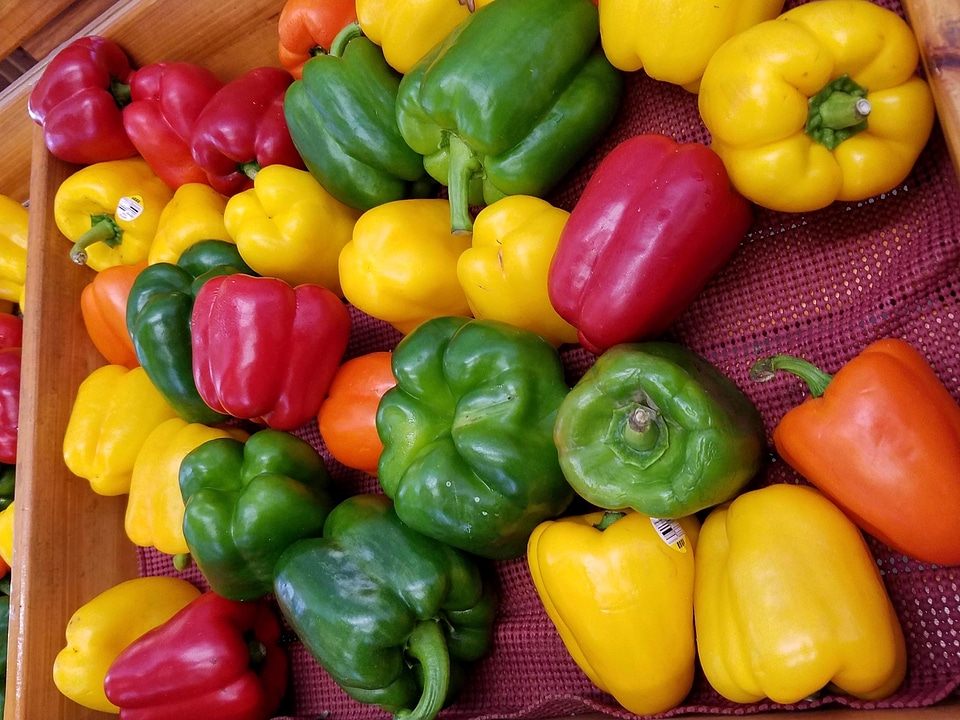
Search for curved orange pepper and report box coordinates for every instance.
[277,0,358,79]
[80,262,145,369]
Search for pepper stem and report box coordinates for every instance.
[445,133,480,234]
[238,160,261,181]
[805,74,871,151]
[330,21,364,58]
[594,511,626,531]
[111,77,132,108]
[749,355,834,398]
[395,620,450,720]
[70,215,122,265]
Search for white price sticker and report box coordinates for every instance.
[650,517,688,552]
[116,195,144,222]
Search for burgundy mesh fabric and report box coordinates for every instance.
[138,0,960,716]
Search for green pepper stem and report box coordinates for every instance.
[111,77,132,108]
[238,161,261,181]
[749,355,834,398]
[69,215,122,265]
[445,134,480,234]
[395,620,450,720]
[330,21,364,58]
[805,74,871,151]
[594,511,626,531]
[172,553,192,571]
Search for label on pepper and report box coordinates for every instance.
[651,517,688,552]
[116,195,144,222]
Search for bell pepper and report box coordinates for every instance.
[224,164,360,295]
[27,35,138,164]
[0,501,13,568]
[0,346,20,466]
[190,67,305,196]
[317,351,395,476]
[527,509,700,714]
[697,0,936,213]
[54,157,175,271]
[751,338,960,567]
[695,483,907,704]
[277,0,358,79]
[598,0,784,91]
[284,23,437,212]
[148,182,233,265]
[53,576,201,713]
[125,417,248,557]
[179,428,336,600]
[0,195,28,309]
[547,134,752,354]
[191,274,351,431]
[339,198,473,334]
[0,314,21,351]
[457,195,578,347]
[127,239,256,424]
[554,342,765,519]
[395,0,622,233]
[62,364,181,496]
[273,493,498,720]
[123,61,225,190]
[80,262,143,368]
[104,590,288,720]
[377,316,573,559]
[355,0,494,74]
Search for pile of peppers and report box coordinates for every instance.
[30,0,954,718]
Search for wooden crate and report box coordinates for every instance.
[8,0,960,719]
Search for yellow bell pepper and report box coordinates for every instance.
[125,418,248,556]
[53,576,201,713]
[698,0,935,213]
[224,164,360,296]
[356,0,496,74]
[527,509,700,715]
[54,157,175,271]
[147,182,233,265]
[0,500,13,566]
[339,198,473,334]
[599,0,784,92]
[62,365,181,496]
[0,195,28,309]
[457,195,578,347]
[694,483,907,705]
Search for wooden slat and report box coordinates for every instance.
[0,1,77,64]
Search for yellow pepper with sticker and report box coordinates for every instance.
[527,509,700,715]
[62,364,180,496]
[54,157,174,271]
[698,0,935,213]
[147,182,233,265]
[0,195,28,309]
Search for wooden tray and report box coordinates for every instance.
[7,0,960,718]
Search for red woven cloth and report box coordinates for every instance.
[140,0,960,716]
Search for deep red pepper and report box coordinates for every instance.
[103,591,288,720]
[0,313,21,465]
[191,274,351,431]
[547,133,753,354]
[0,314,22,351]
[190,67,305,196]
[122,61,225,190]
[27,36,138,165]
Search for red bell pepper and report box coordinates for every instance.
[547,133,753,354]
[277,0,358,79]
[0,347,20,466]
[0,314,22,351]
[122,61,225,190]
[190,67,305,196]
[103,591,288,720]
[191,274,351,431]
[27,35,138,164]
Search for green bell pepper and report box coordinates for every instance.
[0,465,14,512]
[273,493,498,720]
[554,342,765,518]
[179,428,336,601]
[376,316,573,560]
[126,239,256,424]
[284,22,436,212]
[395,0,622,233]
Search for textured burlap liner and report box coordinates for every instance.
[139,0,960,715]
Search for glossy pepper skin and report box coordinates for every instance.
[123,61,225,190]
[179,429,336,601]
[54,157,175,271]
[277,0,358,79]
[0,344,20,466]
[285,23,436,212]
[104,591,288,720]
[695,483,907,704]
[698,0,936,213]
[274,493,498,720]
[554,342,764,519]
[191,274,351,430]
[148,182,233,265]
[0,195,28,309]
[377,316,574,559]
[80,262,144,368]
[528,509,700,715]
[547,134,752,354]
[752,338,960,567]
[27,35,138,164]
[396,0,622,232]
[191,67,305,196]
[126,239,256,424]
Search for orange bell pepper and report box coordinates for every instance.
[751,337,960,566]
[277,0,358,79]
[80,262,145,368]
